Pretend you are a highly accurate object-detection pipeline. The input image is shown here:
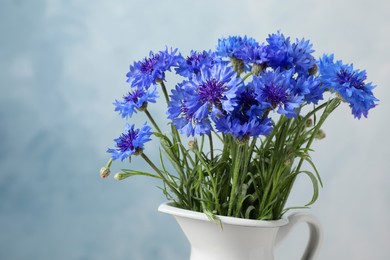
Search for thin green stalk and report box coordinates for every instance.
[278,98,341,215]
[296,98,340,173]
[158,81,190,178]
[208,133,214,161]
[228,143,245,216]
[144,108,162,133]
[158,81,170,103]
[241,72,253,82]
[141,152,181,200]
[192,149,221,213]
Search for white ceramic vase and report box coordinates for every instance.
[158,202,322,260]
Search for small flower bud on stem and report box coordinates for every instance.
[100,158,113,179]
[230,57,245,76]
[114,172,131,181]
[315,129,326,140]
[306,118,313,127]
[252,63,266,76]
[188,140,198,151]
[308,64,318,75]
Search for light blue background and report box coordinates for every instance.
[1,0,389,259]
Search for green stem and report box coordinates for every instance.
[208,133,214,162]
[279,98,341,215]
[241,72,253,82]
[144,108,162,133]
[193,149,221,213]
[158,81,170,103]
[227,143,244,216]
[141,152,184,201]
[141,153,164,178]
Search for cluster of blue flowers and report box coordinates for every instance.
[108,32,378,161]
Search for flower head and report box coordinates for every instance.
[175,50,221,78]
[216,35,259,59]
[114,85,158,118]
[107,123,152,161]
[167,83,213,136]
[185,63,241,118]
[253,69,304,118]
[288,38,316,74]
[235,43,268,74]
[318,54,378,118]
[265,32,316,75]
[168,63,242,136]
[215,116,273,141]
[214,84,273,140]
[292,75,324,105]
[265,31,292,69]
[127,47,180,88]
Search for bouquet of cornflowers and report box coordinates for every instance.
[100,32,378,220]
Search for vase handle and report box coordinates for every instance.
[275,213,323,260]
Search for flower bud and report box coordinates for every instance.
[308,64,318,75]
[114,172,132,181]
[284,158,292,167]
[100,166,110,179]
[100,158,113,179]
[230,57,245,75]
[315,129,326,140]
[114,173,123,181]
[305,118,313,127]
[252,63,266,76]
[188,140,198,151]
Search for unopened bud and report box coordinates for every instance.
[308,64,318,75]
[114,173,122,181]
[252,63,266,75]
[100,167,110,179]
[306,118,313,127]
[114,172,131,181]
[100,158,113,179]
[315,129,326,140]
[188,140,198,151]
[284,158,292,167]
[230,57,245,75]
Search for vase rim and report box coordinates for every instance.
[158,201,289,227]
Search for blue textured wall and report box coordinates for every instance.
[1,0,389,259]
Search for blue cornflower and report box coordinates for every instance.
[235,43,268,74]
[215,116,273,140]
[216,35,259,58]
[126,47,180,88]
[266,32,317,75]
[167,63,242,136]
[167,83,213,136]
[265,31,292,69]
[107,123,152,161]
[175,50,221,79]
[185,63,242,119]
[318,54,378,118]
[114,85,159,118]
[292,75,324,105]
[253,69,304,118]
[288,38,316,74]
[213,85,273,140]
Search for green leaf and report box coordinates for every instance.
[300,170,319,207]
